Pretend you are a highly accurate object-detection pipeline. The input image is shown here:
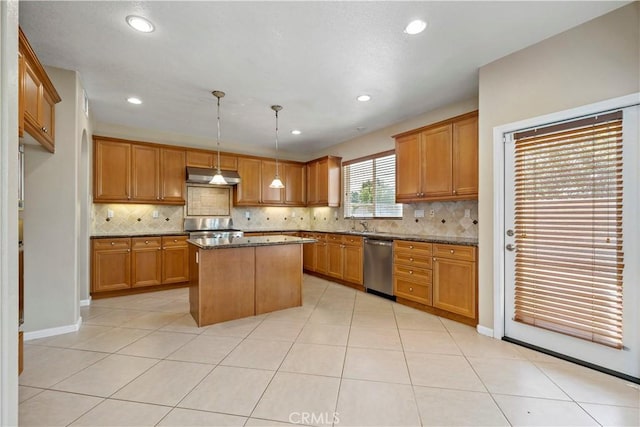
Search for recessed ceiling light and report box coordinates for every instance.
[357,94,371,102]
[291,130,302,135]
[126,15,155,33]
[127,97,142,105]
[404,19,427,35]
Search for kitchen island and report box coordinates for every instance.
[187,235,315,327]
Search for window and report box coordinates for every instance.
[512,111,624,348]
[343,150,402,218]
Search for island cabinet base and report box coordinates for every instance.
[189,243,303,327]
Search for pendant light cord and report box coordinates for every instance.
[275,108,280,178]
[216,96,222,174]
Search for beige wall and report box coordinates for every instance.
[23,67,87,332]
[478,3,640,329]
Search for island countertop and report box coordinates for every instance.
[187,235,316,250]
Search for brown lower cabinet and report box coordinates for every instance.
[303,232,363,287]
[393,240,477,325]
[92,235,189,295]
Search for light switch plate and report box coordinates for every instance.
[429,209,435,218]
[107,209,114,218]
[414,209,425,218]
[245,211,251,219]
[464,209,470,218]
[152,210,159,219]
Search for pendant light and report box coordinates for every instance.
[269,105,285,189]
[210,90,228,185]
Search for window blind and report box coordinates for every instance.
[512,111,624,349]
[343,151,402,218]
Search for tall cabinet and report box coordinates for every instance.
[394,111,478,203]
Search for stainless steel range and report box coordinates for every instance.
[184,217,244,239]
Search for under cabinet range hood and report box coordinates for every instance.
[186,166,241,185]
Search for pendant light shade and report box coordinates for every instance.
[210,90,228,185]
[269,105,285,189]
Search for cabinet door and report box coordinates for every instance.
[422,124,453,198]
[452,115,478,198]
[433,258,476,319]
[94,139,131,202]
[131,238,162,288]
[306,161,318,204]
[327,242,343,279]
[160,148,186,203]
[18,51,24,138]
[40,86,56,149]
[316,158,329,205]
[261,160,285,204]
[343,244,363,285]
[186,150,214,168]
[22,60,42,133]
[131,145,160,202]
[162,237,189,284]
[235,157,262,205]
[395,133,423,201]
[284,163,306,206]
[303,238,316,271]
[92,239,131,293]
[315,242,328,274]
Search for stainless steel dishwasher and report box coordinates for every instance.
[364,238,395,300]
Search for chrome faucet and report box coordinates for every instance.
[359,221,369,232]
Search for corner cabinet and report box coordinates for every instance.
[394,111,477,203]
[93,136,186,205]
[306,156,341,207]
[19,27,61,152]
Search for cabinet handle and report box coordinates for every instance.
[409,245,413,249]
[145,240,149,244]
[174,239,177,242]
[127,249,130,252]
[453,190,457,195]
[409,270,413,275]
[433,257,437,261]
[450,250,454,254]
[41,127,48,133]
[416,193,420,197]
[409,258,414,261]
[111,242,115,246]
[409,287,413,292]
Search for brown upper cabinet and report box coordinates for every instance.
[394,111,478,203]
[19,28,61,153]
[93,136,186,205]
[234,158,306,207]
[186,149,238,171]
[306,156,341,207]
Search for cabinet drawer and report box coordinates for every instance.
[342,235,363,246]
[394,251,432,269]
[395,278,432,306]
[93,238,131,250]
[132,237,161,249]
[394,265,432,283]
[433,244,476,261]
[394,240,432,257]
[162,235,189,247]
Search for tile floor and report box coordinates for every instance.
[19,275,640,426]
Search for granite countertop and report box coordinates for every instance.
[298,230,478,246]
[188,235,316,250]
[91,232,188,239]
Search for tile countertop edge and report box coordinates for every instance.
[187,236,316,250]
[91,232,188,239]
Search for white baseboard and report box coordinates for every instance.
[476,325,495,338]
[80,298,91,307]
[24,316,83,341]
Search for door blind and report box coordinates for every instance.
[512,111,624,349]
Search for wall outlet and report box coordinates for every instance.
[464,209,470,218]
[245,211,251,219]
[414,209,425,218]
[107,209,114,218]
[152,210,159,219]
[291,211,296,218]
[429,209,435,218]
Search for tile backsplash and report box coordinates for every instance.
[92,201,477,238]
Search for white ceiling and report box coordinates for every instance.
[19,1,626,156]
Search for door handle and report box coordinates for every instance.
[506,244,516,252]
